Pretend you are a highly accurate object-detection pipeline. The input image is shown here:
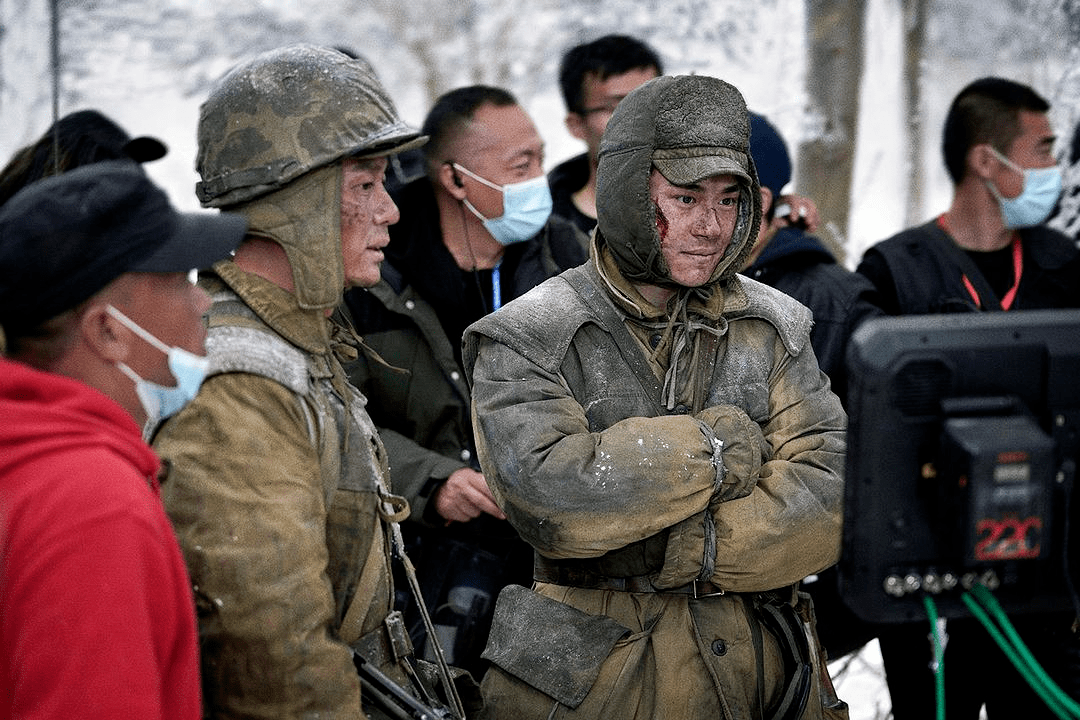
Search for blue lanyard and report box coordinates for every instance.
[491,261,502,311]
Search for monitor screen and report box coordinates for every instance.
[838,309,1080,623]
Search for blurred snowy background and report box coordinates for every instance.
[4,0,1080,263]
[3,1,1079,716]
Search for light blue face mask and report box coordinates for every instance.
[107,305,209,432]
[454,163,553,245]
[986,147,1062,229]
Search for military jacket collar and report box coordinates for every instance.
[210,259,334,356]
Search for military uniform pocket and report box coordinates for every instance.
[481,584,631,708]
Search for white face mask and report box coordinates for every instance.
[986,147,1063,229]
[453,163,553,245]
[106,305,209,432]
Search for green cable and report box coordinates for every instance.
[963,591,1080,720]
[923,595,946,720]
[969,584,1080,718]
[972,585,1080,717]
[959,594,1066,719]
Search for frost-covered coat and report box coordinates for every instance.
[461,75,847,719]
[153,260,401,719]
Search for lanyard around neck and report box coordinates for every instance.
[937,215,1024,311]
[491,261,502,311]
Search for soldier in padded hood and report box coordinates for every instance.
[463,75,849,719]
[152,45,469,719]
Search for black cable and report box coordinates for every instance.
[457,198,491,316]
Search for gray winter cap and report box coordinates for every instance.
[652,147,751,187]
[596,74,761,286]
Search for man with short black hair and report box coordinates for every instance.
[549,34,663,235]
[858,75,1080,720]
[0,160,246,720]
[859,77,1080,315]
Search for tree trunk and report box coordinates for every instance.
[798,0,866,261]
[903,0,929,226]
[0,0,55,161]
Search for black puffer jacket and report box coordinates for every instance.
[743,226,883,404]
[547,152,595,238]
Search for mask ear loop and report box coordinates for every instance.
[114,360,144,385]
[451,162,504,192]
[988,146,1024,175]
[105,305,172,354]
[452,162,506,227]
[447,161,464,188]
[983,146,1024,201]
[447,162,493,313]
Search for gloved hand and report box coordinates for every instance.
[651,405,769,590]
[696,404,770,503]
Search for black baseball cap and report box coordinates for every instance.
[53,109,168,164]
[0,160,247,334]
[0,110,170,209]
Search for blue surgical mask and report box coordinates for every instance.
[107,305,209,432]
[454,163,553,245]
[986,147,1062,229]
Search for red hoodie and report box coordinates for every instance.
[0,357,200,720]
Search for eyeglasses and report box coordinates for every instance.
[580,102,622,117]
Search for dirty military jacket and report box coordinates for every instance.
[461,75,847,720]
[154,261,401,719]
[463,250,847,719]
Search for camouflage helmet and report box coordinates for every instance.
[196,44,426,208]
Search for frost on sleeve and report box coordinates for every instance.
[469,335,720,560]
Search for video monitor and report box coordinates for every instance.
[838,309,1080,623]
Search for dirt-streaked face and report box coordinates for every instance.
[340,156,399,288]
[649,168,741,288]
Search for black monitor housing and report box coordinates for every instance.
[839,310,1080,623]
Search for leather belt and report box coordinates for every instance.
[534,561,725,598]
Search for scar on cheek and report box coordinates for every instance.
[654,203,668,241]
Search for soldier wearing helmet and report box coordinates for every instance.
[462,75,848,718]
[152,44,467,718]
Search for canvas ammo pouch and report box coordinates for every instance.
[481,584,631,708]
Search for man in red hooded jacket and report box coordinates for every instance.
[0,161,245,720]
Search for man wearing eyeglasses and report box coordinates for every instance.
[549,34,663,238]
